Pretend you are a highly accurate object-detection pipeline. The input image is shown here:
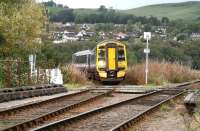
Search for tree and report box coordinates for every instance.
[98,5,107,12]
[127,19,133,32]
[43,0,56,7]
[57,4,63,8]
[0,0,46,57]
[188,22,200,33]
[144,24,152,32]
[50,9,75,23]
[162,17,169,26]
[149,16,161,26]
[177,33,188,41]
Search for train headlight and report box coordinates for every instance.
[98,60,106,68]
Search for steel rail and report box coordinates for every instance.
[0,89,90,115]
[1,80,199,131]
[109,90,185,131]
[31,81,200,131]
[2,89,112,131]
[31,90,162,131]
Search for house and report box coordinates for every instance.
[63,31,78,41]
[114,24,124,27]
[128,32,141,38]
[86,32,96,37]
[76,30,86,40]
[51,31,63,40]
[154,26,167,34]
[53,38,68,44]
[52,31,78,44]
[114,32,129,41]
[65,22,75,27]
[160,34,167,39]
[99,32,106,39]
[190,33,200,40]
[80,24,90,30]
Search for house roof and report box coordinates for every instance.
[115,32,128,36]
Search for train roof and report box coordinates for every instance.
[97,40,125,47]
[73,50,94,56]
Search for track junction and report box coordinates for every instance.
[0,80,199,131]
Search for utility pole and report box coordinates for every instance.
[144,32,151,85]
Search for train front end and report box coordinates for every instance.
[96,40,127,82]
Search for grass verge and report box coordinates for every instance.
[125,61,200,85]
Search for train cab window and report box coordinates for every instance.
[118,48,125,61]
[98,49,105,61]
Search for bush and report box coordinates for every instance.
[125,61,200,85]
[61,65,89,85]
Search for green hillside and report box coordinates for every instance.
[47,6,65,14]
[73,8,99,15]
[123,1,200,21]
[47,1,200,21]
[47,7,98,15]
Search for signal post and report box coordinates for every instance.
[143,32,151,85]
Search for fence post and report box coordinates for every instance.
[49,63,51,84]
[28,62,31,85]
[37,67,39,84]
[5,61,11,88]
[49,69,51,84]
[44,68,47,84]
[17,60,21,87]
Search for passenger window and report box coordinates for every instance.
[118,49,125,61]
[76,55,87,64]
[98,49,105,61]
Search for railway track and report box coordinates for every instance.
[0,89,112,131]
[0,80,199,131]
[32,81,200,131]
[22,93,142,131]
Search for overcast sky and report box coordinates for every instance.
[37,0,200,9]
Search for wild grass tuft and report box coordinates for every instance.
[61,65,89,85]
[125,61,200,85]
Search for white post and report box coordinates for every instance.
[29,54,36,77]
[144,32,151,85]
[145,37,149,85]
[29,55,33,76]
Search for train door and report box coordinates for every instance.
[107,48,116,70]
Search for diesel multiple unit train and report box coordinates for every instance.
[72,40,127,82]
